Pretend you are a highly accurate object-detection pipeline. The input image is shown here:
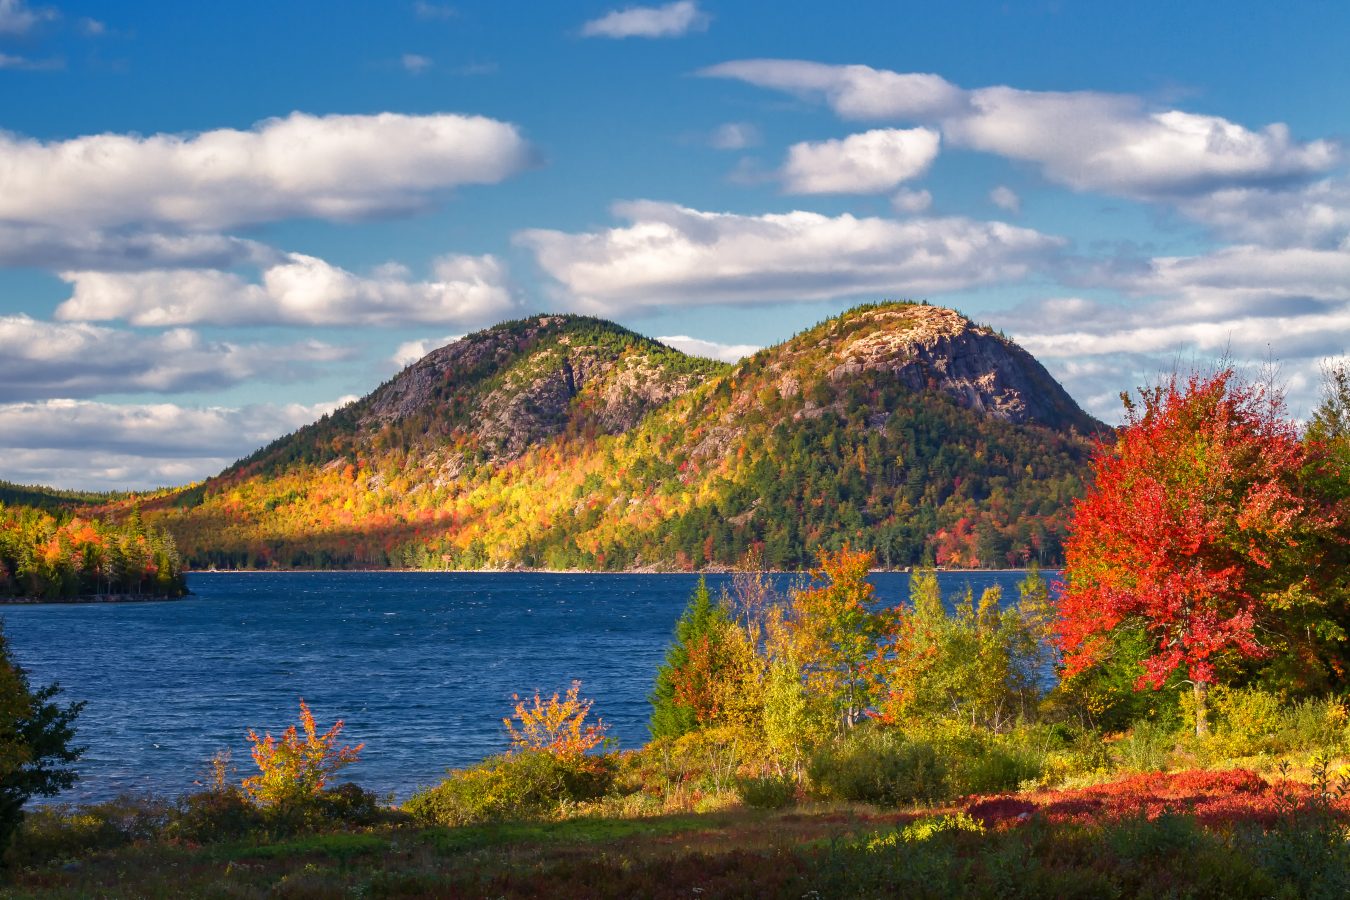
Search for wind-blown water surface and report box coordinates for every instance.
[7,570,1048,803]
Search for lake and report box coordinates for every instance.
[6,570,1053,804]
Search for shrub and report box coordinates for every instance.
[955,743,1044,796]
[505,681,608,756]
[7,796,171,868]
[1115,719,1175,772]
[404,750,614,827]
[243,699,363,808]
[734,774,797,809]
[623,726,758,804]
[808,727,948,805]
[170,787,262,843]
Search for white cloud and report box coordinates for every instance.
[401,53,433,73]
[1010,247,1350,360]
[516,200,1064,312]
[0,111,533,230]
[77,16,104,35]
[0,397,357,490]
[989,185,1020,213]
[0,0,55,35]
[891,188,933,214]
[1175,178,1350,249]
[0,316,350,401]
[56,252,519,327]
[780,127,940,194]
[704,59,1340,202]
[392,334,463,368]
[709,122,760,150]
[995,242,1350,422]
[581,0,709,38]
[700,59,966,120]
[656,335,759,363]
[947,87,1338,200]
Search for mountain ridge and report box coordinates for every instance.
[116,302,1107,571]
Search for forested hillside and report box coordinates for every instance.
[123,303,1106,570]
[0,504,187,600]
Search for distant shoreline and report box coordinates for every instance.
[185,567,1055,576]
[0,593,189,605]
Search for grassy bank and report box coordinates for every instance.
[9,761,1350,898]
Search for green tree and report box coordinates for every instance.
[649,577,731,739]
[0,622,83,861]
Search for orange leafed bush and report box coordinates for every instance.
[504,680,608,756]
[242,699,363,806]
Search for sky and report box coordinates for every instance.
[2,0,1349,490]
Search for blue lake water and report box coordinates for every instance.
[5,570,1053,804]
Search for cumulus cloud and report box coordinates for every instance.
[0,397,357,490]
[947,88,1338,200]
[515,200,1064,312]
[0,0,55,34]
[891,188,933,214]
[0,111,533,230]
[989,185,1020,213]
[656,335,760,363]
[709,122,760,150]
[703,59,1339,203]
[391,334,463,368]
[1174,178,1350,249]
[993,243,1350,421]
[581,0,709,38]
[780,127,940,194]
[0,316,350,401]
[700,59,966,120]
[1012,247,1350,359]
[56,252,519,328]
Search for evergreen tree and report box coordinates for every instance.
[0,622,83,862]
[648,577,730,739]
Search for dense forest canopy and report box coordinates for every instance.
[0,504,187,600]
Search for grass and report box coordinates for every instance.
[8,768,1350,898]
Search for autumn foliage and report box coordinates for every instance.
[1058,370,1316,734]
[243,699,363,806]
[504,681,608,756]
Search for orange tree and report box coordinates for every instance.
[1057,370,1314,736]
[785,546,884,731]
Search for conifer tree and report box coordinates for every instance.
[648,577,730,739]
[0,622,82,862]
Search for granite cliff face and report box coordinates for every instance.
[815,304,1100,433]
[359,315,719,463]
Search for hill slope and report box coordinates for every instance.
[134,303,1106,570]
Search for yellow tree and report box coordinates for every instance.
[785,547,883,731]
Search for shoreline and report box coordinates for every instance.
[185,566,1056,576]
[0,593,189,605]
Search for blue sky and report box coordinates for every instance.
[2,0,1348,489]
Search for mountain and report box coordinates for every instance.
[129,302,1107,571]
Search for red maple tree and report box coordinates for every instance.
[1057,370,1307,735]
